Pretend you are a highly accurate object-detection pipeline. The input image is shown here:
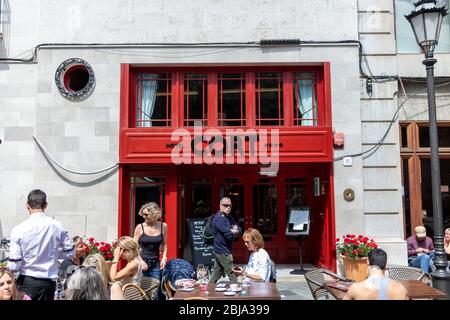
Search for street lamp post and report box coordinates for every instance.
[406,0,450,296]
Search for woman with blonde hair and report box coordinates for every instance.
[83,253,109,289]
[133,202,168,281]
[109,236,142,300]
[0,269,31,300]
[232,228,272,282]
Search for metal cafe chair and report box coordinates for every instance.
[385,264,425,281]
[122,283,147,300]
[162,279,177,300]
[140,276,160,300]
[304,268,350,300]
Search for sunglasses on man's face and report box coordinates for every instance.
[222,204,232,208]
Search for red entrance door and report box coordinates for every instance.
[120,164,334,268]
[179,165,324,264]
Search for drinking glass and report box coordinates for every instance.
[58,271,67,298]
[196,264,206,281]
[241,271,249,287]
[54,279,62,300]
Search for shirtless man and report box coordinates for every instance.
[343,248,408,300]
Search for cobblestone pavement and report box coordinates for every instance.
[275,264,314,300]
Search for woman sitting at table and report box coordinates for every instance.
[109,236,142,300]
[83,253,110,290]
[65,266,109,300]
[0,268,31,300]
[59,236,86,279]
[232,228,272,282]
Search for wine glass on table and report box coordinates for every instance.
[241,270,249,288]
[58,270,67,298]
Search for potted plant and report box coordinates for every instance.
[336,234,378,282]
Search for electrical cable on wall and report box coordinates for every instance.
[32,134,118,175]
[0,40,398,83]
[333,81,450,162]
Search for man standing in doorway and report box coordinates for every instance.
[7,189,75,300]
[209,197,241,284]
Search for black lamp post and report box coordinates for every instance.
[406,0,450,297]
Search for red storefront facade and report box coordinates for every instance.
[118,63,336,270]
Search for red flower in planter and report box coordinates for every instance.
[85,237,115,261]
[336,234,378,259]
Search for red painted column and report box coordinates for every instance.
[165,166,178,259]
[117,165,130,238]
[118,64,131,238]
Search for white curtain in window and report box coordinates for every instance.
[296,79,314,126]
[139,74,158,127]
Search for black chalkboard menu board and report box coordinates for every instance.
[184,218,215,269]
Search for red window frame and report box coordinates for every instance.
[129,66,327,129]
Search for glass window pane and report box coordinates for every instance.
[402,158,411,238]
[252,183,277,237]
[401,125,408,148]
[255,72,284,126]
[419,125,450,147]
[218,73,246,126]
[192,178,211,219]
[136,74,171,127]
[220,179,245,232]
[420,158,450,238]
[130,176,166,231]
[396,0,450,53]
[184,74,208,126]
[293,73,317,126]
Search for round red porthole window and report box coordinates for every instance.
[55,58,95,101]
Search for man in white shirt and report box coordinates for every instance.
[7,189,75,300]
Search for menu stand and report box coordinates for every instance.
[285,207,310,275]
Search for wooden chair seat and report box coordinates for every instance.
[304,268,350,300]
[122,283,147,300]
[140,276,160,300]
[386,264,425,281]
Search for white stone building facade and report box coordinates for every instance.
[1,0,449,267]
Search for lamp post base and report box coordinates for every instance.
[431,269,450,299]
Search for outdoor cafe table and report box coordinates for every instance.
[172,282,281,300]
[323,280,448,300]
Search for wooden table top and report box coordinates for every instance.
[323,280,448,300]
[172,282,281,300]
[399,280,448,299]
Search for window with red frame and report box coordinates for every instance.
[184,73,208,126]
[136,73,171,127]
[218,73,246,127]
[255,72,284,126]
[133,68,323,128]
[293,72,318,126]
